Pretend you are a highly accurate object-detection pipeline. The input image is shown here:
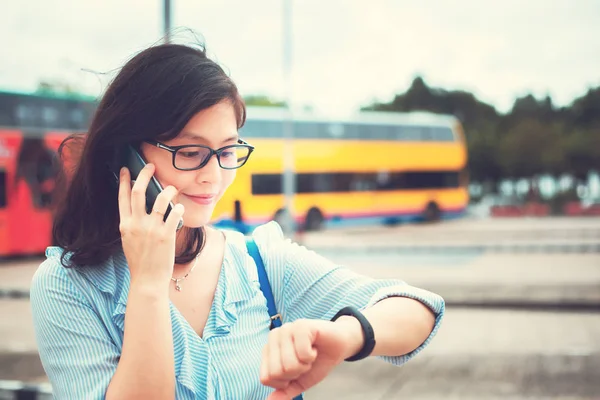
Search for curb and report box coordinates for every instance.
[444,299,600,312]
[0,380,52,400]
[308,242,600,255]
[0,288,29,300]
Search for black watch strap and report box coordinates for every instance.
[330,306,376,362]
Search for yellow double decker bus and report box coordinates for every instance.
[212,107,468,232]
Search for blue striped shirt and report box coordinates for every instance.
[30,222,445,399]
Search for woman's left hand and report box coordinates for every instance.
[260,318,363,400]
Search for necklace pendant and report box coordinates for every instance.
[175,283,182,292]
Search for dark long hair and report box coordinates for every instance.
[53,43,246,268]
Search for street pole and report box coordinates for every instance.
[282,0,295,237]
[164,0,172,43]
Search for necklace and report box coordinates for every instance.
[171,228,205,292]
[171,253,200,292]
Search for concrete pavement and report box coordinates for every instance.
[2,302,599,399]
[299,216,600,252]
[306,307,600,399]
[329,252,600,309]
[1,217,599,398]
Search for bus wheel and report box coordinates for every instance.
[422,201,441,223]
[274,208,293,232]
[304,208,324,231]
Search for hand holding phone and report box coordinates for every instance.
[114,145,183,231]
[117,162,185,287]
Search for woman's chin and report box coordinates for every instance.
[180,211,215,228]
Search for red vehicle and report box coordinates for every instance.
[0,90,95,256]
[564,200,600,216]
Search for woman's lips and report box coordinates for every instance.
[183,193,216,205]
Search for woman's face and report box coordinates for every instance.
[140,101,239,227]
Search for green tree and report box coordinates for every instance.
[36,79,79,95]
[563,129,600,183]
[363,76,499,131]
[243,95,287,108]
[466,122,502,187]
[567,87,600,128]
[361,77,600,188]
[498,119,565,179]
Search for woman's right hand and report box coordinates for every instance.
[117,163,184,289]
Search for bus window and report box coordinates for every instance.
[69,108,85,129]
[16,138,58,208]
[364,126,393,140]
[325,123,344,139]
[240,120,263,138]
[431,127,455,142]
[241,120,282,138]
[0,93,15,126]
[295,121,320,139]
[42,106,60,128]
[364,125,386,140]
[343,123,361,139]
[252,174,282,195]
[420,127,434,141]
[240,120,256,137]
[0,170,6,208]
[404,171,460,189]
[0,110,11,127]
[16,104,35,127]
[401,126,421,141]
[390,127,403,140]
[252,170,460,195]
[297,174,314,192]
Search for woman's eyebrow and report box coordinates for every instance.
[221,134,240,144]
[179,132,239,144]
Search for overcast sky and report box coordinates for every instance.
[1,0,599,115]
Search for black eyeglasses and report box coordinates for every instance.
[145,139,254,171]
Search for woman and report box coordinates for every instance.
[30,42,445,400]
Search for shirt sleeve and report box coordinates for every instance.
[30,257,119,399]
[253,222,445,366]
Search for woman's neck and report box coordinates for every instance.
[173,226,207,272]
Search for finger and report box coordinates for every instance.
[261,341,289,390]
[271,381,306,400]
[117,167,132,221]
[150,185,179,223]
[280,328,311,380]
[266,390,288,400]
[164,203,185,232]
[260,344,269,384]
[130,163,155,219]
[265,330,291,390]
[292,325,318,365]
[268,330,283,380]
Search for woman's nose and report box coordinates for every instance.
[196,153,222,184]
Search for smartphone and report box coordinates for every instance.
[115,145,183,230]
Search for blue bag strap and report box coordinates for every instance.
[245,237,282,329]
[245,237,304,400]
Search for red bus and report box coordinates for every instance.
[0,90,95,256]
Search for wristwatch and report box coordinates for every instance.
[330,306,376,362]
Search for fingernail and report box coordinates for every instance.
[146,163,154,169]
[120,167,126,176]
